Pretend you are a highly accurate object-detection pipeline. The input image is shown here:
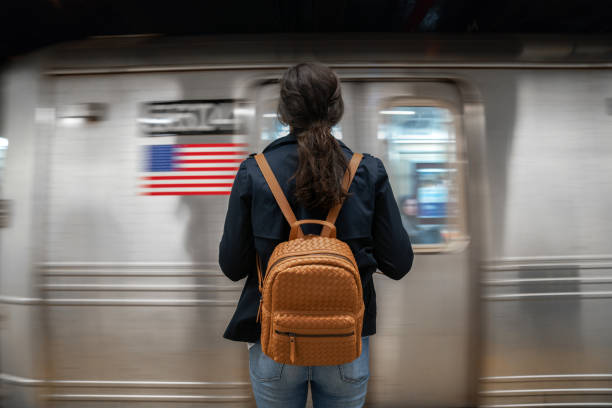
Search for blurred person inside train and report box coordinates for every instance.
[219,62,413,408]
[399,195,443,244]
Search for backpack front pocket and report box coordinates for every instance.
[269,312,358,366]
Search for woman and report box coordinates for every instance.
[219,62,413,408]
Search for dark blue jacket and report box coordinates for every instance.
[219,133,413,342]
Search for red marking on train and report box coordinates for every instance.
[141,183,234,188]
[176,143,248,148]
[176,159,244,164]
[142,191,232,196]
[141,175,236,180]
[176,151,249,156]
[179,167,240,171]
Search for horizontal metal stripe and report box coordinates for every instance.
[44,393,252,402]
[481,388,612,396]
[483,277,612,286]
[43,271,225,277]
[45,62,612,76]
[42,284,241,292]
[40,261,221,268]
[0,374,44,386]
[0,374,250,389]
[485,255,612,263]
[481,374,612,383]
[484,263,612,271]
[482,255,612,272]
[483,291,612,300]
[39,263,224,277]
[0,296,237,306]
[480,403,612,408]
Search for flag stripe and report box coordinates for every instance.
[176,151,249,156]
[178,166,240,171]
[176,143,248,148]
[141,186,232,193]
[142,191,232,196]
[141,171,238,177]
[175,154,247,160]
[141,183,234,188]
[175,159,244,164]
[144,178,234,185]
[175,148,248,153]
[142,175,236,180]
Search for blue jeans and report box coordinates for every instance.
[249,337,369,408]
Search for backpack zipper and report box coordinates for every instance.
[274,330,355,364]
[275,330,354,338]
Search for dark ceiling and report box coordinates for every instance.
[3,0,612,60]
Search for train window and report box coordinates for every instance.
[0,137,7,186]
[378,105,466,252]
[260,110,290,140]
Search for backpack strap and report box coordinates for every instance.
[254,153,304,238]
[322,153,363,236]
[255,253,263,322]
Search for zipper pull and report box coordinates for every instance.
[289,334,296,364]
[256,297,263,323]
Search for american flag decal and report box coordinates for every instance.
[140,143,248,195]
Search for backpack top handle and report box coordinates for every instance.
[289,219,337,240]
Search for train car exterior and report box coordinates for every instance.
[0,34,611,407]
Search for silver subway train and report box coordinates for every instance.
[1,34,611,407]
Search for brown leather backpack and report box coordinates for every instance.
[254,152,364,366]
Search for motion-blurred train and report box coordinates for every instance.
[1,34,611,408]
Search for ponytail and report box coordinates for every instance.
[278,63,348,211]
[294,124,348,210]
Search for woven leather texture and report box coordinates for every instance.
[260,234,364,366]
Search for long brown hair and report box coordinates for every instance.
[277,62,348,211]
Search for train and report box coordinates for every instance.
[0,33,611,407]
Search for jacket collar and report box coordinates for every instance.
[262,133,297,152]
[262,133,351,153]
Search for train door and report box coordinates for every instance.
[253,77,481,407]
[349,80,475,408]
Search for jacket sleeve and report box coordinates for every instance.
[372,158,414,280]
[219,159,255,282]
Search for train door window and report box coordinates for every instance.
[377,104,466,252]
[256,88,343,141]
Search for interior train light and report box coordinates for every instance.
[234,107,255,117]
[262,113,277,118]
[137,118,176,125]
[0,138,8,148]
[379,110,415,115]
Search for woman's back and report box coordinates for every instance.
[219,133,413,341]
